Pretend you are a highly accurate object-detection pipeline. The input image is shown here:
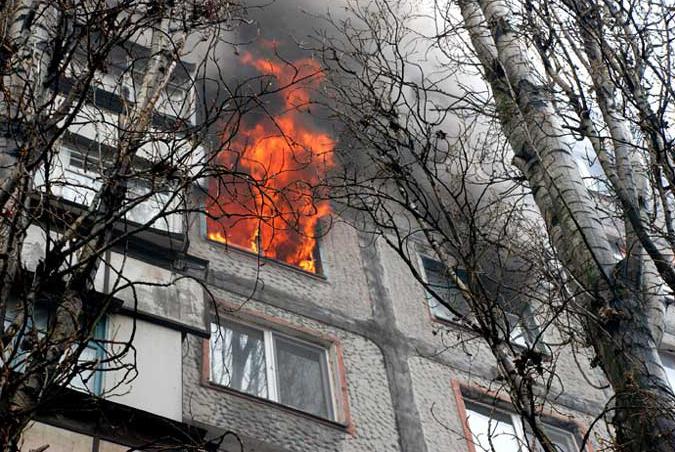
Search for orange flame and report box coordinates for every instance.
[206,50,334,273]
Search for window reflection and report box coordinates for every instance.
[210,322,268,399]
[208,319,336,420]
[466,403,521,452]
[275,336,332,418]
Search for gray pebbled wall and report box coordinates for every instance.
[182,215,612,451]
[182,294,400,452]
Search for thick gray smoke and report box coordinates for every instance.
[182,0,345,146]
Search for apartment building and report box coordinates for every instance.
[12,11,675,452]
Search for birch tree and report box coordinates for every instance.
[315,0,675,450]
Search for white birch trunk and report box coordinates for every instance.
[459,0,675,449]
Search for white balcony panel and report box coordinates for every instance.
[136,128,172,163]
[126,181,184,234]
[100,252,206,332]
[56,100,119,146]
[104,315,182,421]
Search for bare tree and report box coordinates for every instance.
[312,0,675,450]
[0,1,295,450]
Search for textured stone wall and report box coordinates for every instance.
[182,295,400,452]
[182,215,611,451]
[189,219,374,323]
[374,237,609,412]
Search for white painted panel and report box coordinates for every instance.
[19,226,79,277]
[136,128,171,162]
[104,315,182,421]
[125,179,184,234]
[101,252,205,331]
[69,103,118,145]
[20,225,48,273]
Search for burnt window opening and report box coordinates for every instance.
[204,46,334,276]
[206,212,327,276]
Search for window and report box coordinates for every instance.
[420,255,538,348]
[157,81,194,120]
[660,352,675,391]
[419,255,469,322]
[464,400,579,452]
[504,309,535,349]
[205,214,326,275]
[68,320,107,395]
[129,68,195,123]
[209,319,336,420]
[60,145,183,233]
[2,299,106,395]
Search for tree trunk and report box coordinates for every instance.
[0,3,182,448]
[459,0,675,449]
[588,284,675,452]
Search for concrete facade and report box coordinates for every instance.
[87,211,605,452]
[20,190,621,451]
[176,221,611,452]
[16,12,675,452]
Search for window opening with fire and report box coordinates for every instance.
[205,45,334,274]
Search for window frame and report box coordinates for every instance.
[453,381,585,452]
[206,316,340,422]
[3,299,107,396]
[417,252,470,324]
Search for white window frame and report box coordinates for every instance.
[209,318,338,421]
[464,399,580,452]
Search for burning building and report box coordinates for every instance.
[10,2,655,452]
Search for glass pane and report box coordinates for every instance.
[661,353,675,391]
[68,320,107,394]
[69,346,100,394]
[506,313,529,348]
[546,427,578,452]
[274,335,332,419]
[466,404,521,452]
[210,322,268,398]
[527,425,578,452]
[421,257,469,321]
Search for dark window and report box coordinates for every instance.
[420,255,469,322]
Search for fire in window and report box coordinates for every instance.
[206,47,334,274]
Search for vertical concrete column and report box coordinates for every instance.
[358,233,429,452]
